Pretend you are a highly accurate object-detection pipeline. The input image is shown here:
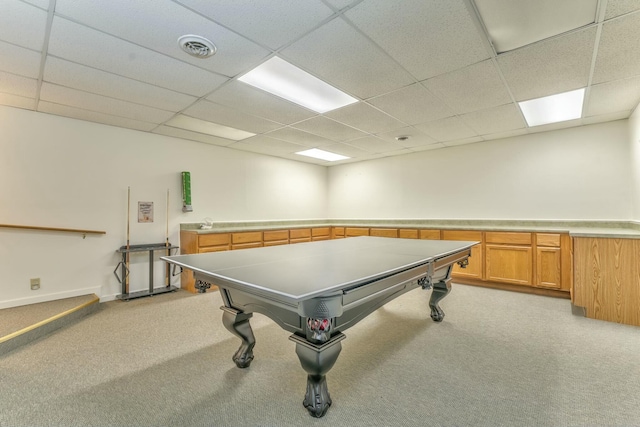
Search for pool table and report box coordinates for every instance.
[162,236,475,417]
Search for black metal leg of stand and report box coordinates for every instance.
[149,250,154,294]
[121,253,127,296]
[429,278,451,322]
[222,307,256,368]
[290,333,345,418]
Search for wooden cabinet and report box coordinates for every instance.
[264,230,289,246]
[332,227,345,239]
[370,228,398,238]
[573,237,640,326]
[485,232,532,286]
[399,229,418,239]
[442,230,482,279]
[232,231,262,250]
[179,230,231,293]
[535,233,562,289]
[345,227,369,237]
[312,227,331,241]
[290,228,311,244]
[419,229,441,240]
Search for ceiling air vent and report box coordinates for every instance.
[178,35,216,58]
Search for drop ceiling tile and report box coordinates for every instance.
[0,71,37,98]
[153,125,236,147]
[414,116,478,142]
[323,0,360,11]
[324,102,406,134]
[375,126,437,147]
[604,0,640,19]
[343,136,405,153]
[367,83,453,125]
[0,1,47,50]
[291,116,367,141]
[409,142,447,152]
[54,0,270,78]
[263,127,335,148]
[232,135,307,154]
[22,0,49,9]
[481,128,529,142]
[586,75,640,117]
[47,17,228,97]
[422,60,512,114]
[207,81,316,125]
[281,17,414,99]
[38,101,157,132]
[345,0,490,80]
[442,136,483,147]
[460,103,526,135]
[582,110,631,124]
[474,0,597,53]
[497,27,596,101]
[176,0,334,51]
[0,93,35,109]
[319,142,373,159]
[182,100,282,134]
[0,41,42,78]
[44,57,197,112]
[39,83,176,123]
[593,12,640,84]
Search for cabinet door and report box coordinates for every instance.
[536,247,561,289]
[345,227,369,237]
[442,230,482,279]
[486,244,532,285]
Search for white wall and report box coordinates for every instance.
[328,120,632,220]
[0,106,327,308]
[629,109,640,221]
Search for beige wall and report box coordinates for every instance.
[0,106,327,307]
[629,108,640,221]
[328,120,632,221]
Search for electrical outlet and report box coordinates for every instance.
[30,278,40,290]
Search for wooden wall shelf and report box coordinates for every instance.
[0,223,106,237]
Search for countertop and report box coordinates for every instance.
[180,219,640,239]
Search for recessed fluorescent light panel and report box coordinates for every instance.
[238,57,358,113]
[296,148,349,162]
[518,88,585,127]
[165,114,256,140]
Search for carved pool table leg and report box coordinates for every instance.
[290,333,346,418]
[429,278,451,322]
[221,307,256,368]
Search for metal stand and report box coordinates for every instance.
[114,243,179,300]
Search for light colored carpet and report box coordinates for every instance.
[1,285,639,426]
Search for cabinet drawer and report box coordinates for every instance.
[399,229,418,239]
[199,233,230,247]
[536,233,561,247]
[232,231,262,244]
[290,237,312,244]
[419,229,441,240]
[289,228,311,239]
[312,227,330,237]
[442,230,482,241]
[232,242,262,250]
[199,245,229,253]
[485,231,531,245]
[346,227,369,237]
[332,227,345,237]
[370,228,398,238]
[264,230,289,242]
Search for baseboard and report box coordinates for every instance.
[454,278,571,299]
